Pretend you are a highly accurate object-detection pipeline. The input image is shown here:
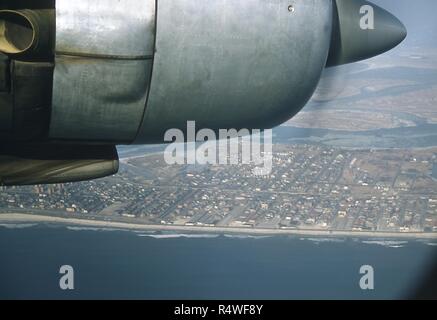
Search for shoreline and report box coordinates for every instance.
[1,213,437,239]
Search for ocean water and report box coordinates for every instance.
[0,223,436,300]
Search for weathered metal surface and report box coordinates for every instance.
[50,0,155,142]
[51,57,152,142]
[135,0,333,143]
[55,0,155,58]
[0,144,119,186]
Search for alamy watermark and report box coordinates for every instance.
[55,264,375,293]
[360,5,375,30]
[164,121,273,176]
[59,265,75,290]
[360,265,375,290]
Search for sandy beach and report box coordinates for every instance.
[1,212,437,239]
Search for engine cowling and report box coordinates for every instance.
[0,0,406,185]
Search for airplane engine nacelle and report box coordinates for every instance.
[0,0,336,145]
[0,0,407,145]
[0,0,406,185]
[48,0,333,144]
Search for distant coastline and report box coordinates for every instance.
[1,213,436,239]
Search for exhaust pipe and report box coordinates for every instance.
[0,9,54,58]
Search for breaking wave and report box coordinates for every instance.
[416,239,437,247]
[223,234,272,239]
[299,237,346,243]
[361,240,408,248]
[137,233,220,239]
[66,226,131,233]
[0,223,38,229]
[425,242,437,247]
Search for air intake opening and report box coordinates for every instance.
[0,11,35,55]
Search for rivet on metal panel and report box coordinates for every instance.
[288,5,295,13]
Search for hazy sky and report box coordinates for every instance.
[372,0,437,48]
